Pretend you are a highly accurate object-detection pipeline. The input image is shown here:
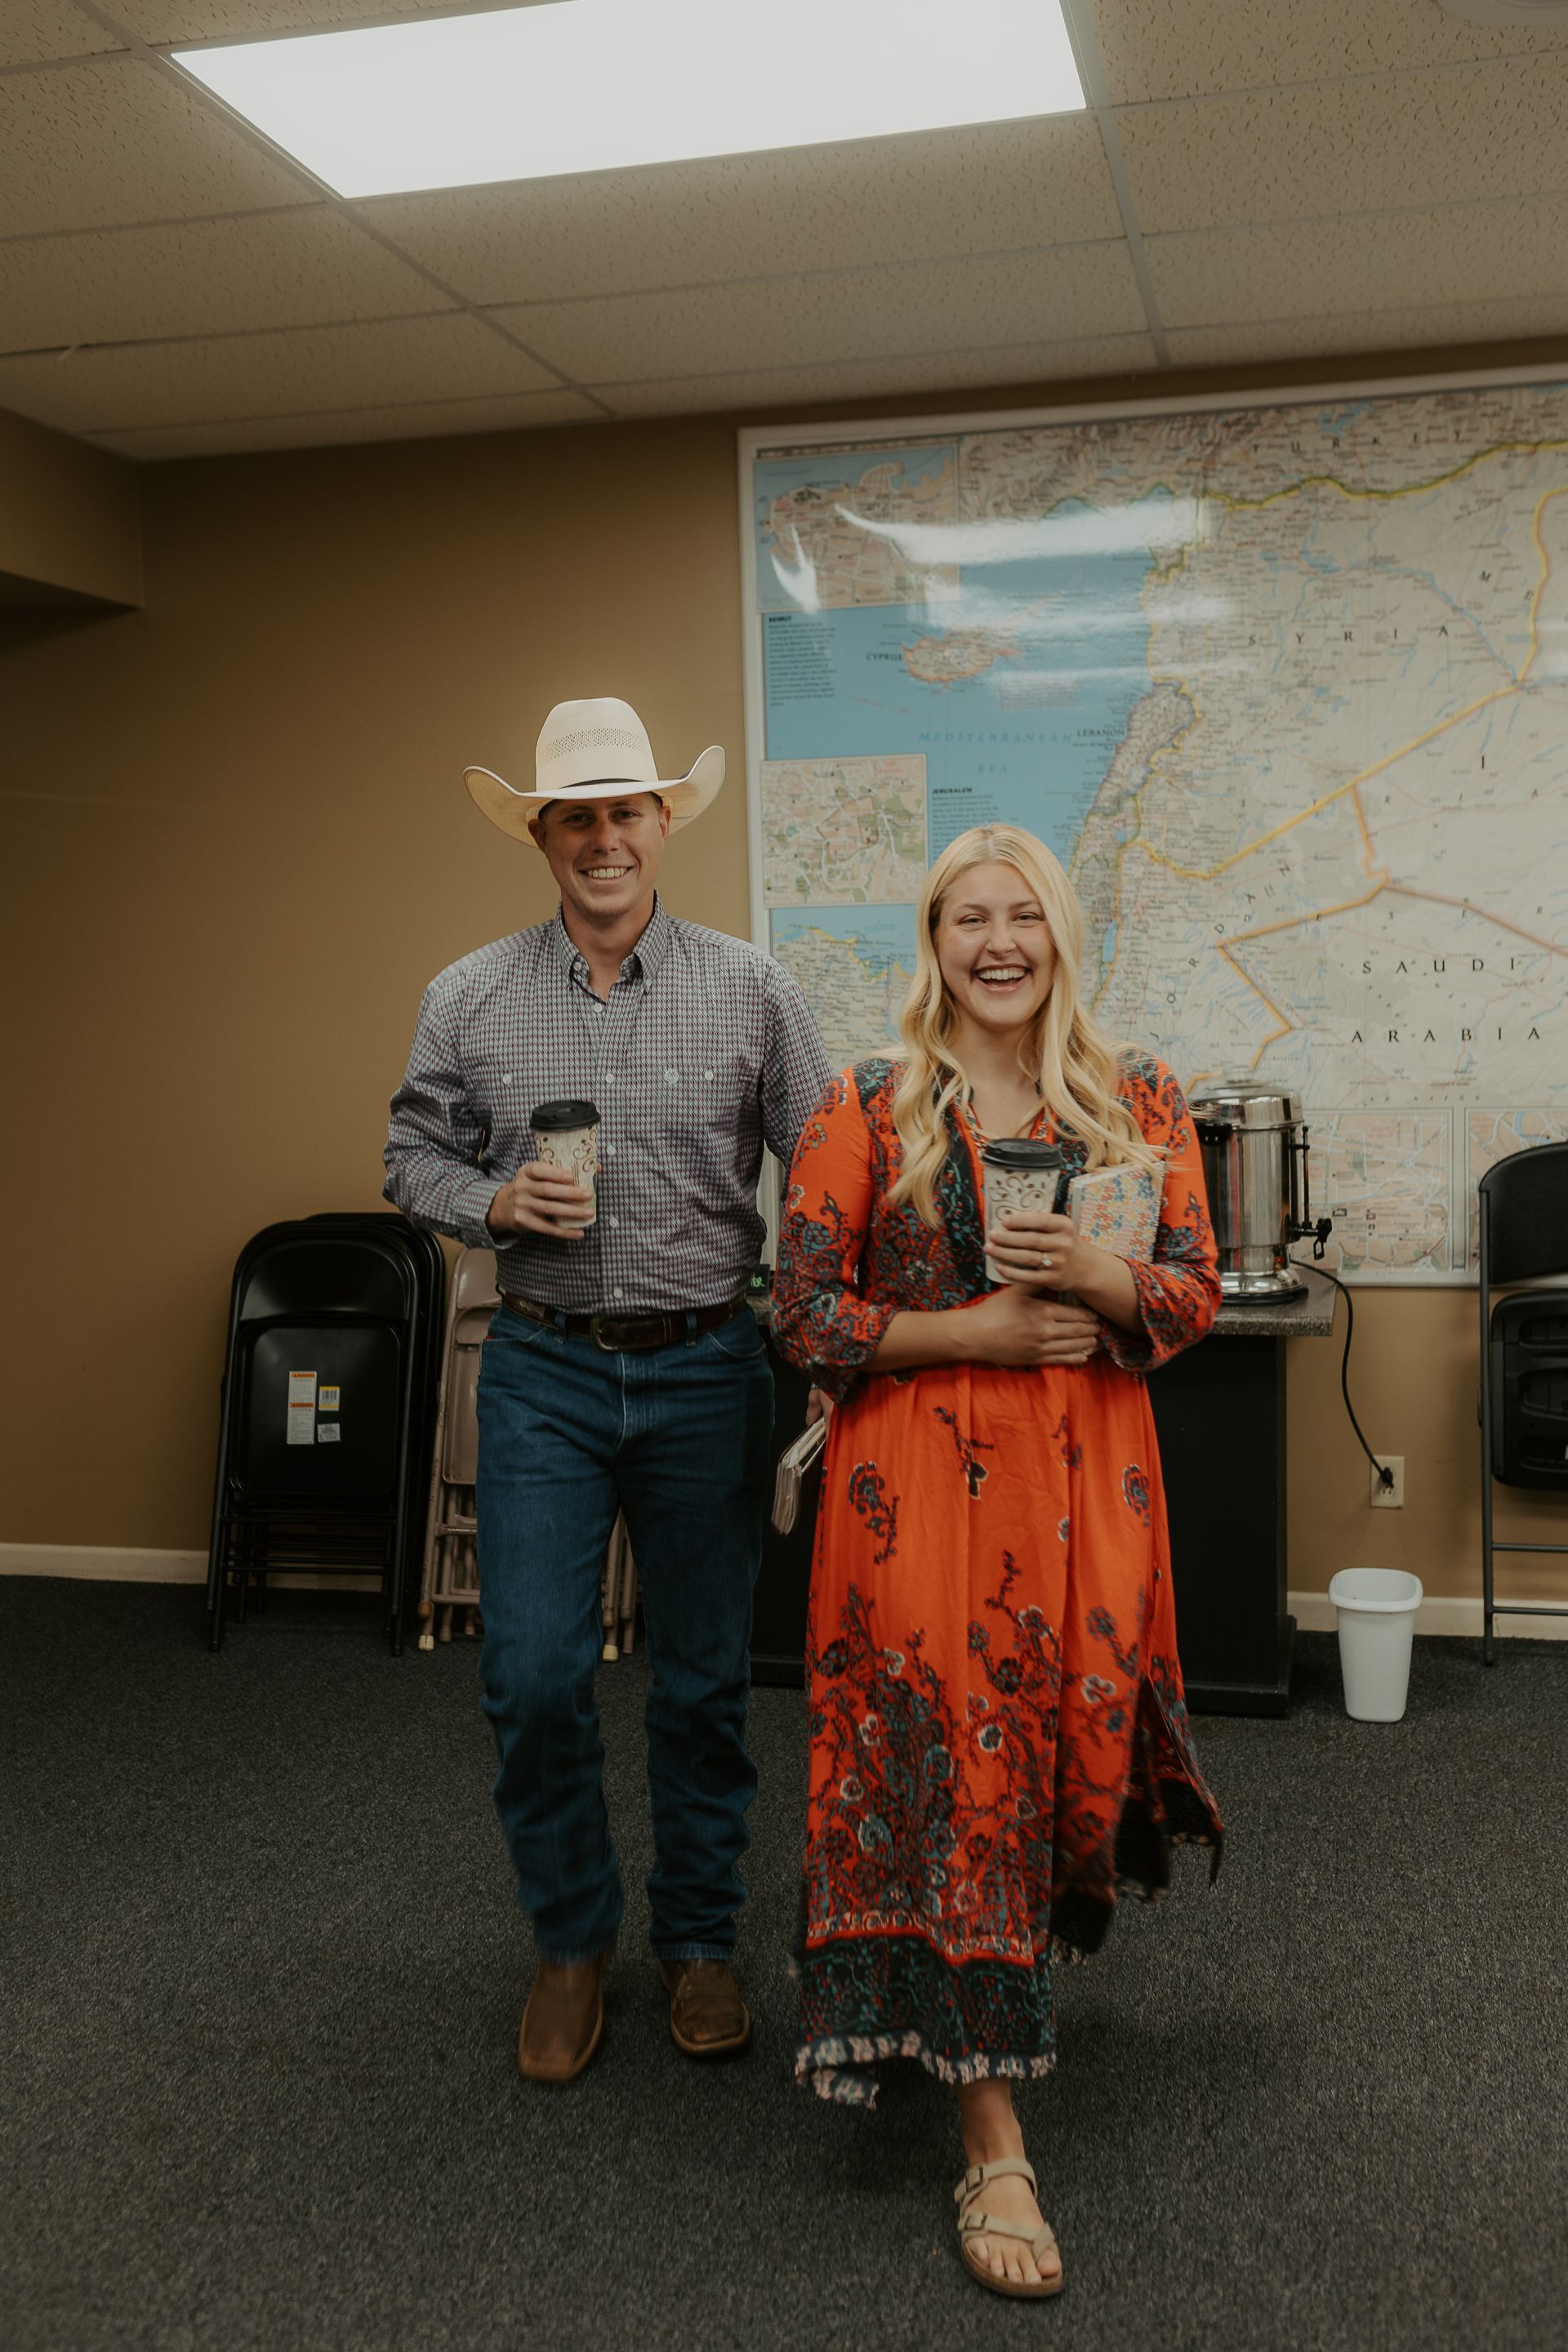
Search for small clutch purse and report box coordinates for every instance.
[771,1415,827,1536]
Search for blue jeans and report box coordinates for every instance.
[474,1302,774,1965]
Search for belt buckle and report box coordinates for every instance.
[591,1315,633,1352]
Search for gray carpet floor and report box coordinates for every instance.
[2,1578,1565,2352]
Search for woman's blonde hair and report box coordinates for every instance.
[889,823,1159,1224]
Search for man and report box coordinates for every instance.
[385,696,830,2084]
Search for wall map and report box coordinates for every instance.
[741,378,1568,1282]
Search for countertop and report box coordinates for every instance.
[1207,1263,1338,1339]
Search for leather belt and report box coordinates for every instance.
[499,1290,749,1353]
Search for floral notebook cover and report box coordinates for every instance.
[1067,1160,1162,1260]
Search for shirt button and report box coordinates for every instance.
[602,1072,615,1085]
[665,1069,679,1084]
[614,1286,624,1298]
[704,1069,715,1080]
[610,1215,620,1228]
[604,1142,616,1156]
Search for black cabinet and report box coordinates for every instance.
[1148,1333,1293,1715]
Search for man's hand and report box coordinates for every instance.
[961,1285,1100,1368]
[486,1163,595,1242]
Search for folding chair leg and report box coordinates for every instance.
[209,1549,228,1653]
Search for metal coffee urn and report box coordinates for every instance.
[1187,1078,1332,1299]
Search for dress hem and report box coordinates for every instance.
[794,2031,1058,2109]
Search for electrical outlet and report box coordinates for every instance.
[1370,1455,1405,1508]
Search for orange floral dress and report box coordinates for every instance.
[772,1051,1224,2105]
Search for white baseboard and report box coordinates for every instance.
[1289,1588,1568,1639]
[0,1544,379,1592]
[2,1547,1562,1633]
[0,1543,205,1583]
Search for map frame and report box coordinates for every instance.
[737,363,1568,1287]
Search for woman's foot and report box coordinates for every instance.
[954,2079,1063,2292]
[959,2165,1060,2289]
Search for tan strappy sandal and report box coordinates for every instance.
[954,2157,1065,2300]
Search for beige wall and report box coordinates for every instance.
[3,345,1566,1606]
[0,407,141,608]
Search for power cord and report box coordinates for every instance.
[1309,1264,1395,1491]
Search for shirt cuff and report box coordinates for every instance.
[453,1173,505,1253]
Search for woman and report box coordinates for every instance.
[772,824,1223,2301]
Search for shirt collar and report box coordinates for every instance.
[549,895,671,987]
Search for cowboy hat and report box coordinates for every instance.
[464,696,724,841]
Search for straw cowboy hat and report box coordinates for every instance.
[464,696,724,842]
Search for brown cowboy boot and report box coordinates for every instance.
[517,1948,612,2083]
[659,1958,751,2059]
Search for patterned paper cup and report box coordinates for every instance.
[530,1098,600,1227]
[981,1139,1067,1285]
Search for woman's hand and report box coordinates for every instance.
[960,1286,1101,1368]
[987,1208,1091,1292]
[988,1209,1143,1332]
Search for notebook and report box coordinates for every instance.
[772,1414,827,1536]
[1067,1160,1163,1260]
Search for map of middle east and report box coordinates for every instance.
[746,383,1568,1281]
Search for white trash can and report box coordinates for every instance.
[1327,1566,1423,1722]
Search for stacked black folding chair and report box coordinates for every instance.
[1477,1141,1568,1662]
[207,1213,445,1654]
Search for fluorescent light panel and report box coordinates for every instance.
[175,0,1085,200]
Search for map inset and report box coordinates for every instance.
[761,755,928,906]
[1464,1109,1568,1267]
[771,907,919,1065]
[749,381,1568,1280]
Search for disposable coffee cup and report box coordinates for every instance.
[981,1139,1068,1285]
[530,1098,600,1227]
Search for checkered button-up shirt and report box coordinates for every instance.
[384,899,831,1313]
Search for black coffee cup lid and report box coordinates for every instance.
[980,1138,1066,1171]
[531,1098,599,1131]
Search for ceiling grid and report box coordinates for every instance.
[0,0,1562,457]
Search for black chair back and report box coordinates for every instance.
[1477,1141,1568,1659]
[207,1214,444,1652]
[1479,1142,1568,1283]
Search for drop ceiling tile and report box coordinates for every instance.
[497,243,1144,385]
[1147,198,1568,326]
[0,310,562,433]
[0,2,122,67]
[1121,58,1568,234]
[87,385,600,460]
[594,336,1159,418]
[1166,297,1568,367]
[0,54,310,236]
[0,206,449,350]
[1093,0,1568,105]
[115,0,481,34]
[364,115,1121,307]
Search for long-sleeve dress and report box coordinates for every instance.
[771,1049,1225,2106]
